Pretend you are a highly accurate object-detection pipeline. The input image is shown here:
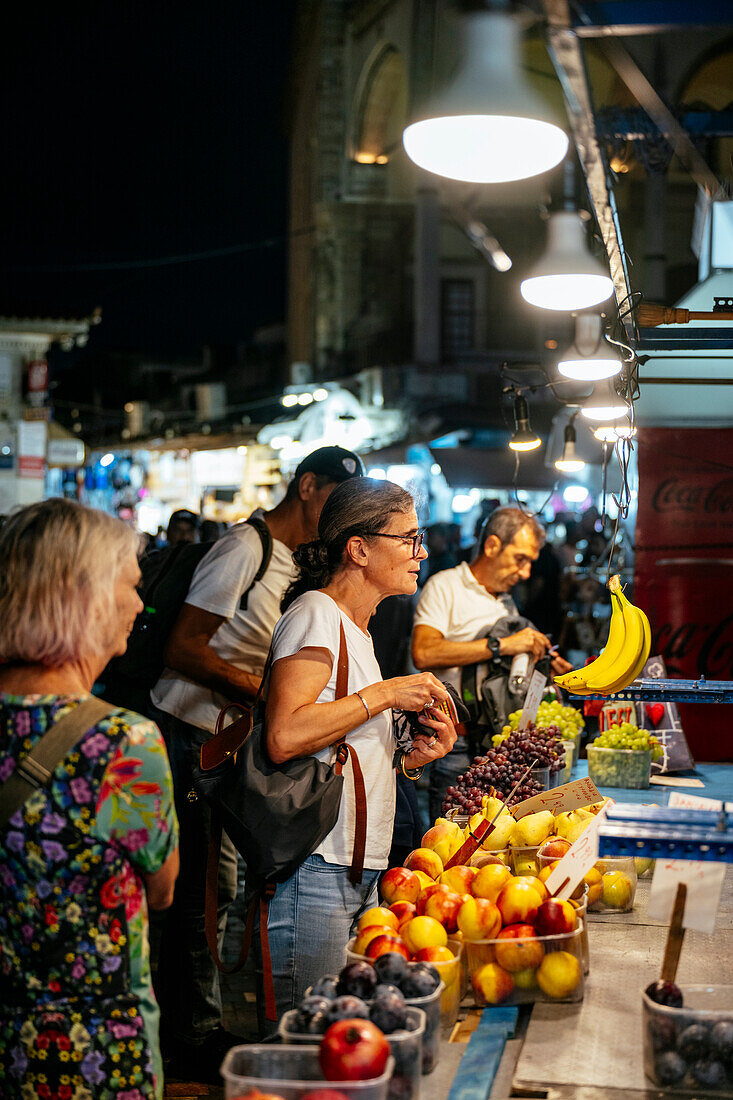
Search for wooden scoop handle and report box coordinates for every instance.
[661,883,687,983]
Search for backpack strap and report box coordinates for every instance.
[239,516,273,610]
[0,696,115,829]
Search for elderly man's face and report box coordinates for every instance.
[168,520,199,546]
[484,525,540,592]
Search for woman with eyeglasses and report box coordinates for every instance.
[258,476,458,1026]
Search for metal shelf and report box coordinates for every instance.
[599,802,732,863]
[567,678,733,704]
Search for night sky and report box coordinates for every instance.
[0,2,293,358]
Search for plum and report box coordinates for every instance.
[325,994,369,1025]
[677,1023,709,1061]
[645,979,683,1008]
[655,1051,687,1085]
[400,961,440,999]
[691,1059,728,1089]
[710,1020,733,1063]
[374,952,409,985]
[308,975,339,1000]
[369,991,408,1035]
[374,983,403,1000]
[387,1074,413,1100]
[336,961,377,1000]
[648,1015,677,1052]
[294,996,333,1034]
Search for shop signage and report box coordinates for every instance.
[17,420,47,479]
[26,359,48,407]
[47,438,85,467]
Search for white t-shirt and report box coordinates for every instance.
[151,512,297,732]
[271,590,395,871]
[413,562,510,693]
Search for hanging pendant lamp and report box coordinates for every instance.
[521,212,614,311]
[403,10,568,184]
[508,395,541,451]
[580,379,629,422]
[555,422,585,472]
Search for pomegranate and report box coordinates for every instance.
[319,1018,390,1081]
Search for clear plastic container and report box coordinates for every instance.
[509,845,541,876]
[587,746,652,789]
[343,942,443,1076]
[531,764,550,790]
[278,1008,426,1100]
[468,847,511,868]
[569,890,590,975]
[589,856,638,913]
[220,1045,395,1100]
[642,984,733,1094]
[560,738,575,781]
[465,925,585,1007]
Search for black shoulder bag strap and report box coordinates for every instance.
[0,696,115,829]
[239,516,273,610]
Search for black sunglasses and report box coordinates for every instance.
[371,530,425,558]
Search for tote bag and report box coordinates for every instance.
[192,620,367,885]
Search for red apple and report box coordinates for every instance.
[471,961,514,1005]
[404,848,443,880]
[416,882,442,915]
[496,880,543,926]
[380,866,421,905]
[319,1019,390,1081]
[388,901,417,927]
[493,924,545,972]
[414,945,455,963]
[364,934,410,961]
[424,887,463,933]
[353,924,395,956]
[356,907,399,934]
[533,898,577,937]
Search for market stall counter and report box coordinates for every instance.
[430,764,732,1100]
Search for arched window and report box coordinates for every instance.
[352,45,407,164]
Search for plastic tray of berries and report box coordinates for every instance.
[466,925,585,1007]
[441,725,567,818]
[280,1007,426,1100]
[220,1045,395,1100]
[297,956,443,1076]
[643,983,733,1094]
[587,856,637,913]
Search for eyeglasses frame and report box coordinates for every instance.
[371,530,425,559]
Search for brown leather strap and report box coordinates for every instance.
[330,620,367,884]
[204,820,256,975]
[260,884,277,1022]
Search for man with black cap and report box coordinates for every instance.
[151,445,363,1079]
[166,508,201,547]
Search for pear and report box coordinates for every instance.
[481,795,511,821]
[509,810,555,848]
[555,808,594,844]
[481,813,516,851]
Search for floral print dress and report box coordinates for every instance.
[0,694,179,1100]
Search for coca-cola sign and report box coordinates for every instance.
[652,477,733,516]
[637,428,733,548]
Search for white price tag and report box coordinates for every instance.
[516,670,547,732]
[512,775,602,820]
[646,790,727,934]
[545,804,611,901]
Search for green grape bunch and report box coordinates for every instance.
[591,723,663,761]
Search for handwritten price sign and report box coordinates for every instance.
[512,775,602,820]
[516,670,547,733]
[545,804,611,901]
[647,791,727,933]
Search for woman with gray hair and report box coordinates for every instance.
[259,476,458,1023]
[0,499,179,1100]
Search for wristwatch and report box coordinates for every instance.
[487,637,502,664]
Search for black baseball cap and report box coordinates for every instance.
[293,446,365,484]
[168,508,200,528]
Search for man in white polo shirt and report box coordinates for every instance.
[152,445,363,1080]
[412,507,572,820]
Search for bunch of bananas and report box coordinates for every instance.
[554,575,651,696]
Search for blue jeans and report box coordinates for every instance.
[153,710,239,1046]
[255,854,380,1033]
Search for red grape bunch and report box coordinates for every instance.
[442,723,566,817]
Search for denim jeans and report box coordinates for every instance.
[254,854,380,1034]
[153,710,239,1046]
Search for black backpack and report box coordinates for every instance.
[100,516,273,714]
